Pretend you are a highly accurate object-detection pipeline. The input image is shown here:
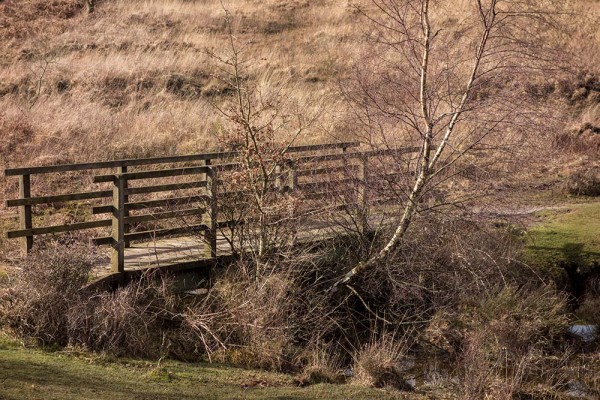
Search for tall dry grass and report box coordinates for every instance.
[0,0,359,167]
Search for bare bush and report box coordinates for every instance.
[565,167,600,197]
[178,300,227,362]
[0,241,217,359]
[0,239,97,345]
[67,272,182,358]
[339,217,526,334]
[333,0,571,292]
[180,247,353,372]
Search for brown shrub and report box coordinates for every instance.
[0,0,82,42]
[0,239,97,345]
[350,217,526,329]
[565,167,600,197]
[554,124,600,155]
[67,272,182,358]
[0,240,213,359]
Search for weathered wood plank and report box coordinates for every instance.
[6,190,113,207]
[119,166,131,248]
[7,219,112,238]
[92,205,113,215]
[94,224,209,245]
[294,146,421,164]
[111,176,126,273]
[124,208,206,224]
[125,195,210,211]
[5,152,235,176]
[94,166,211,183]
[296,165,357,177]
[205,168,217,259]
[19,175,33,253]
[92,195,210,214]
[357,156,369,234]
[124,180,207,195]
[361,146,423,158]
[285,141,360,153]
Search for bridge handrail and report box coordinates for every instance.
[4,142,360,176]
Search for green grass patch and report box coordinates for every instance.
[0,335,412,400]
[0,267,7,286]
[524,202,600,280]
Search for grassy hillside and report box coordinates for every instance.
[0,0,359,169]
[1,0,599,165]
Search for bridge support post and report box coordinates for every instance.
[357,155,369,235]
[119,166,131,248]
[204,166,217,259]
[275,164,282,191]
[18,174,33,254]
[286,160,297,191]
[111,175,125,273]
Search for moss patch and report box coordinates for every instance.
[523,202,600,282]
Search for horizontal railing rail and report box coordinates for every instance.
[4,142,359,176]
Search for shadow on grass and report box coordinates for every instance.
[527,243,600,262]
[528,242,600,307]
[0,352,336,400]
[0,356,201,400]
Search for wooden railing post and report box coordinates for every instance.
[204,166,217,259]
[357,155,369,234]
[111,175,125,273]
[287,160,297,191]
[18,174,33,254]
[118,166,131,248]
[201,159,209,185]
[275,164,282,190]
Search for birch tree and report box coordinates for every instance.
[333,0,566,290]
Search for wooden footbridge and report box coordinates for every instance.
[4,142,419,277]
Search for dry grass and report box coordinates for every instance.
[67,271,183,358]
[0,0,359,167]
[352,333,412,390]
[206,265,301,370]
[456,285,571,399]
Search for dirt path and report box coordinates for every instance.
[471,203,578,227]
